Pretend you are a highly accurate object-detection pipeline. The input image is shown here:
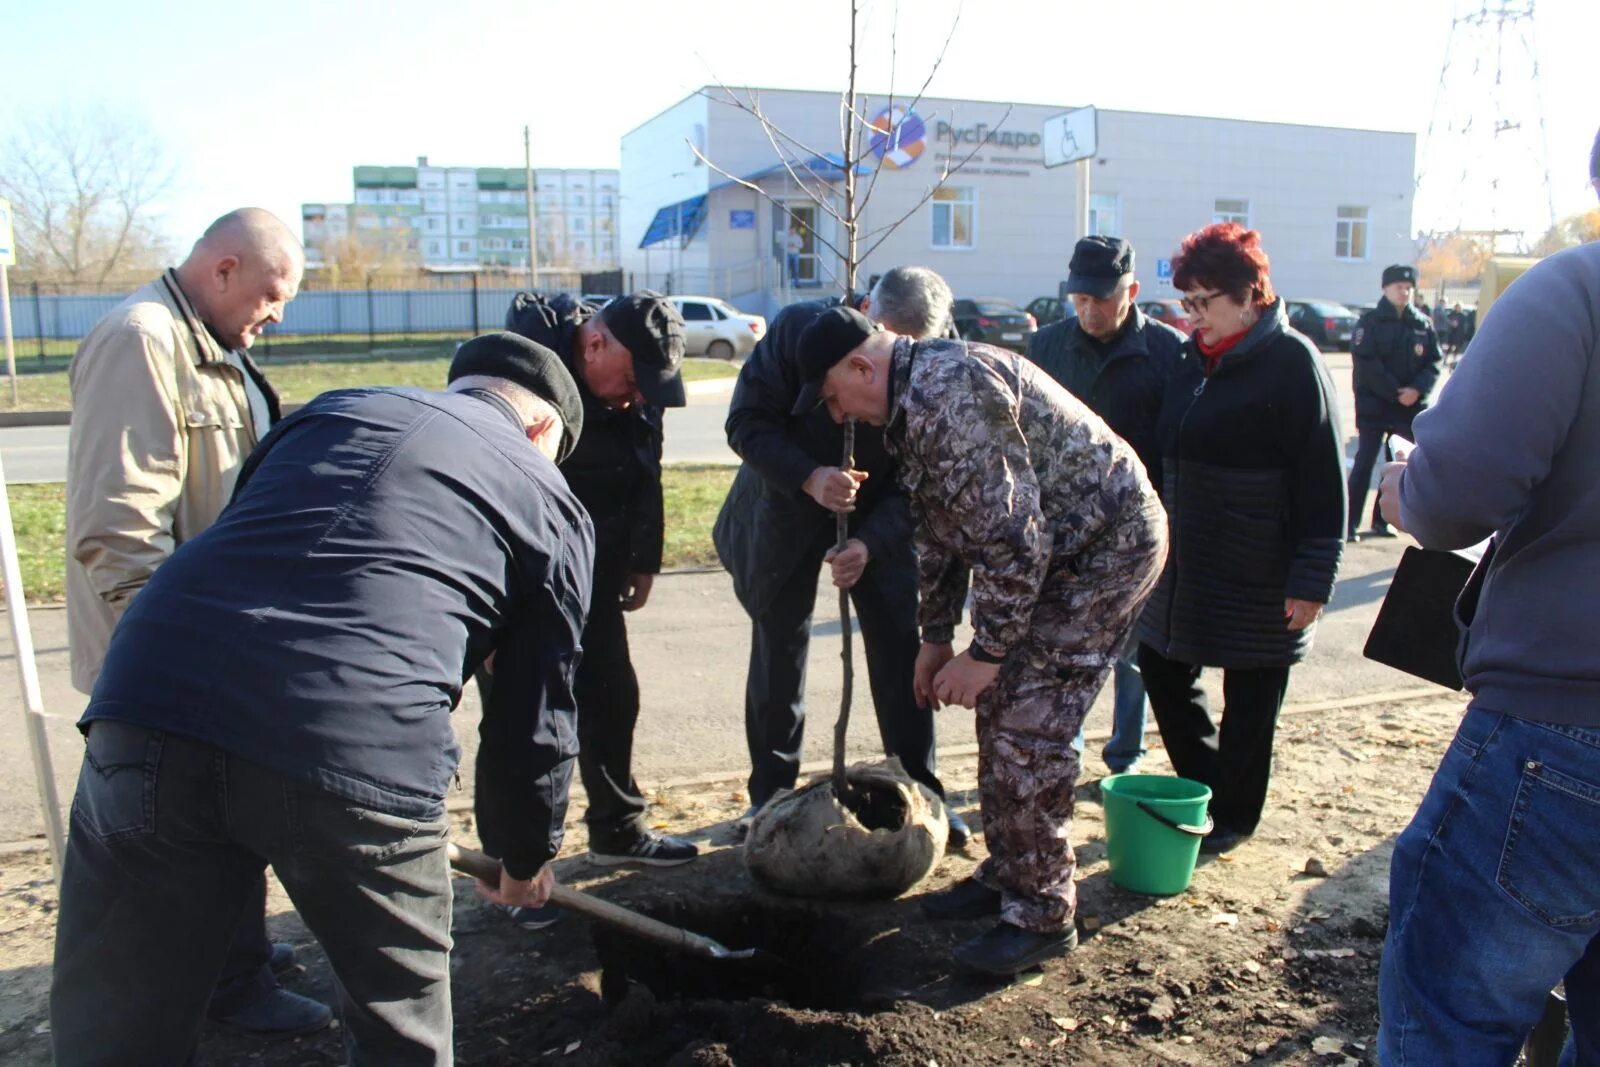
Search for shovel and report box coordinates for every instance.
[448,842,773,964]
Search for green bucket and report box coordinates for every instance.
[1100,774,1213,896]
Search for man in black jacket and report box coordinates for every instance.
[1026,236,1185,775]
[1346,265,1441,542]
[51,335,592,1064]
[494,290,697,876]
[715,267,968,842]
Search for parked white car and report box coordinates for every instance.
[669,296,767,360]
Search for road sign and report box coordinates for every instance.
[1042,106,1098,169]
[0,199,14,267]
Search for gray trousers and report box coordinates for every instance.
[51,722,454,1066]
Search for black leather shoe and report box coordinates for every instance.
[1200,825,1252,854]
[920,878,1002,920]
[953,922,1078,976]
[589,831,699,867]
[946,812,972,849]
[209,988,333,1034]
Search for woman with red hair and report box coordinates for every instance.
[1135,223,1346,854]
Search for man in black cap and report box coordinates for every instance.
[51,333,593,1063]
[715,267,968,842]
[1026,236,1185,776]
[490,289,696,891]
[1346,264,1442,542]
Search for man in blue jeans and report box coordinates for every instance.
[1025,236,1186,773]
[1373,127,1600,1065]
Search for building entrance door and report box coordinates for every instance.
[774,202,824,288]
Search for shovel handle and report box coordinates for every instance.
[1136,800,1214,838]
[446,843,747,960]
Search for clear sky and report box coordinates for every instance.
[2,0,1595,251]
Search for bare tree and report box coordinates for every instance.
[0,107,176,287]
[692,1,987,804]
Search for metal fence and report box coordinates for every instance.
[2,270,628,350]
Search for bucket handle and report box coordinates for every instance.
[1136,800,1213,837]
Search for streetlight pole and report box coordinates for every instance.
[524,125,539,290]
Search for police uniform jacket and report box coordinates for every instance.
[1351,299,1443,432]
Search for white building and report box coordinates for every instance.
[621,88,1416,316]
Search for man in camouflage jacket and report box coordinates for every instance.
[792,307,1167,976]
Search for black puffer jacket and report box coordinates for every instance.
[1138,300,1347,668]
[505,292,666,573]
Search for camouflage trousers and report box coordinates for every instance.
[972,500,1167,933]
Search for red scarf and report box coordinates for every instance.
[1195,327,1249,376]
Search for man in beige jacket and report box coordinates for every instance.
[64,208,331,1036]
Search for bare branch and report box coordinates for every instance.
[857,0,961,218]
[686,141,848,262]
[695,84,838,174]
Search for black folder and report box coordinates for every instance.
[1362,546,1483,691]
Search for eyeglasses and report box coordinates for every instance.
[1179,290,1228,315]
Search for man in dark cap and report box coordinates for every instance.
[1026,236,1185,776]
[715,267,969,843]
[793,307,1166,976]
[1346,264,1442,542]
[51,333,593,1064]
[492,289,696,892]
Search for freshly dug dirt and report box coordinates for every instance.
[0,695,1468,1065]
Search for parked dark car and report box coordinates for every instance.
[952,298,1037,353]
[1287,299,1359,350]
[1025,296,1075,328]
[1138,298,1192,336]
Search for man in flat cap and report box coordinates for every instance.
[491,290,696,895]
[717,266,969,844]
[1346,264,1441,542]
[52,333,594,1064]
[794,307,1167,976]
[1027,236,1186,777]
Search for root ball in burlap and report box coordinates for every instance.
[744,759,947,900]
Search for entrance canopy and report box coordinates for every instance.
[637,153,869,250]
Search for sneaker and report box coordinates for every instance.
[498,902,562,931]
[734,804,761,841]
[1365,527,1399,539]
[953,922,1078,977]
[920,878,1002,921]
[209,988,333,1035]
[946,812,972,849]
[1105,758,1144,776]
[1345,531,1362,544]
[588,831,699,867]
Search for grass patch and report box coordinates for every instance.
[0,484,67,602]
[661,464,737,570]
[1,466,733,603]
[0,354,737,413]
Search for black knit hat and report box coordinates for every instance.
[1382,264,1418,287]
[791,305,878,414]
[448,331,584,462]
[598,291,688,408]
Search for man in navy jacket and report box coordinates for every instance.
[50,333,593,1066]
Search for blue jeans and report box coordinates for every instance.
[1072,651,1148,773]
[1378,706,1600,1066]
[52,722,454,1066]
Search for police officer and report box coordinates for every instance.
[492,290,697,885]
[792,307,1166,976]
[1026,236,1185,776]
[716,267,968,843]
[1346,265,1442,542]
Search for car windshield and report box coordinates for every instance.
[1308,301,1354,317]
[975,301,1021,316]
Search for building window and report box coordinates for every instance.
[931,186,976,249]
[1213,198,1250,227]
[457,240,471,253]
[1336,205,1369,260]
[1089,193,1120,237]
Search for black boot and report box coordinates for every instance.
[953,922,1078,976]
